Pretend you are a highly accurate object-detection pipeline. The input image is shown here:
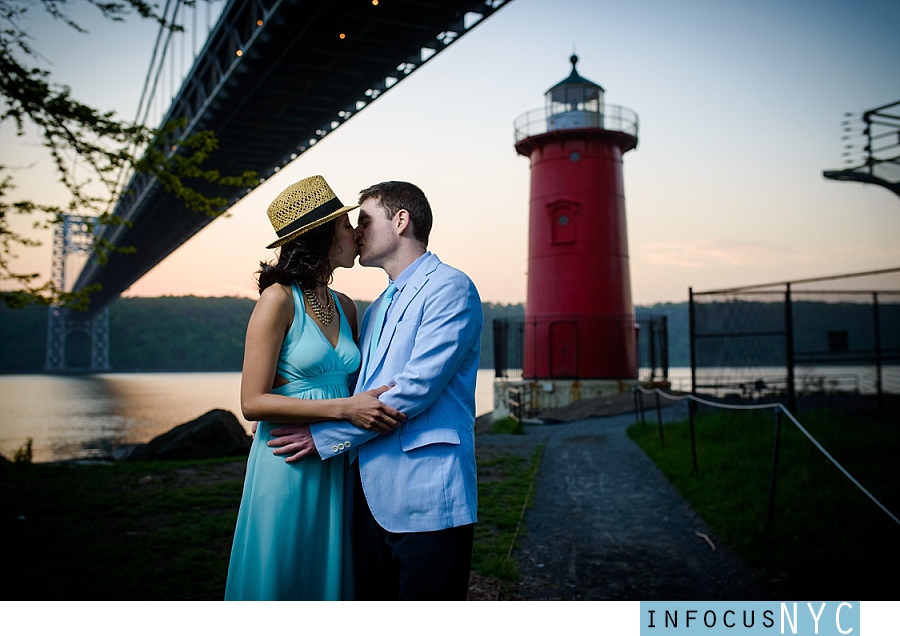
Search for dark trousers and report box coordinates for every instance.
[351,463,474,600]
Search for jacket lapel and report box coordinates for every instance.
[355,298,379,390]
[364,253,440,383]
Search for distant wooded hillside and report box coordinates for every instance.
[1,297,257,373]
[0,297,543,372]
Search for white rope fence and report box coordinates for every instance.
[634,385,900,528]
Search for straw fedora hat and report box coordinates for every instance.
[266,175,359,248]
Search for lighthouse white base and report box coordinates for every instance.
[492,377,641,421]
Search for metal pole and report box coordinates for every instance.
[689,287,697,396]
[655,391,664,446]
[688,400,698,476]
[633,388,640,426]
[493,319,506,378]
[873,292,883,412]
[765,407,783,540]
[638,389,645,424]
[635,316,643,380]
[784,284,796,413]
[661,315,669,382]
[517,319,524,376]
[688,287,699,475]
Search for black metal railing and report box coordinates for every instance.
[492,317,525,379]
[513,102,639,142]
[493,314,668,381]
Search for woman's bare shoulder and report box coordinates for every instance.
[256,283,294,317]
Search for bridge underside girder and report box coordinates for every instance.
[75,0,510,312]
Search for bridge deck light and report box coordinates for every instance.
[236,49,243,57]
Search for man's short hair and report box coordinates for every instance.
[359,181,432,247]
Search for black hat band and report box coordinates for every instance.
[275,197,345,238]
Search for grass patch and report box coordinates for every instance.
[627,408,900,598]
[0,457,244,600]
[0,443,544,599]
[491,416,525,435]
[471,446,543,583]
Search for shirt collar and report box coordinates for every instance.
[390,251,431,293]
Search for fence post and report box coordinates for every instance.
[686,291,700,473]
[784,284,796,413]
[689,287,697,397]
[765,406,783,540]
[873,292,884,412]
[493,319,507,378]
[655,391,664,446]
[530,317,537,380]
[518,320,525,374]
[633,388,640,426]
[638,389,645,424]
[660,315,669,381]
[688,400,698,476]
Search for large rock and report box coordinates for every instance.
[119,409,251,462]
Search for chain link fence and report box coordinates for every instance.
[689,268,900,410]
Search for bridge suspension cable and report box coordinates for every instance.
[110,0,225,213]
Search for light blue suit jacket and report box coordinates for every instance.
[310,253,482,533]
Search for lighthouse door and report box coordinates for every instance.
[549,321,577,378]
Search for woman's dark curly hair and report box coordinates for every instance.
[257,218,338,293]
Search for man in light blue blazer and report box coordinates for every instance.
[269,181,483,600]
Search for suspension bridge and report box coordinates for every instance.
[46,0,512,370]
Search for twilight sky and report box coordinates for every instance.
[3,0,899,305]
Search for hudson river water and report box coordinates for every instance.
[2,366,896,463]
[0,369,497,463]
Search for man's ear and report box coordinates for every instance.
[394,209,411,235]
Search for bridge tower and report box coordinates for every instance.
[506,55,640,413]
[44,216,111,372]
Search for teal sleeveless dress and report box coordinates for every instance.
[225,283,360,600]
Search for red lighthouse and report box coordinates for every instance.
[515,55,639,383]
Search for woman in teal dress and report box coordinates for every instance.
[225,176,405,600]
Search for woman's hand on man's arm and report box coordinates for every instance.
[341,385,407,433]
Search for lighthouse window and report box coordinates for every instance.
[569,151,580,162]
[549,202,577,245]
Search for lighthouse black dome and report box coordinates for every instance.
[545,54,605,104]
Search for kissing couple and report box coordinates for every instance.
[224,176,483,601]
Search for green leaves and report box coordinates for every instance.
[135,119,256,218]
[1,1,256,309]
